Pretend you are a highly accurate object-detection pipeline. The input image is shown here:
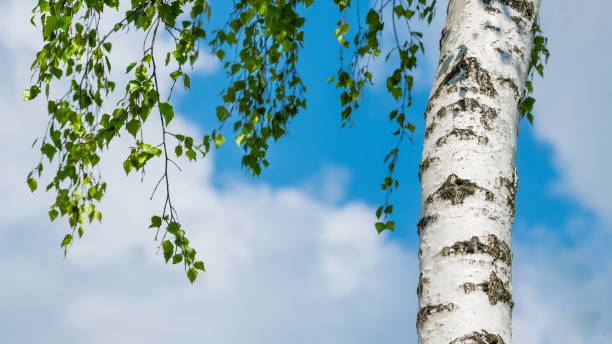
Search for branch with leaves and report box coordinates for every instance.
[331,0,436,233]
[25,0,548,283]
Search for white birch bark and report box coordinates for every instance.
[417,1,540,343]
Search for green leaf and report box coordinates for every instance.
[194,261,205,271]
[167,222,180,235]
[149,216,162,228]
[22,86,41,101]
[162,240,174,263]
[172,254,183,264]
[142,54,153,64]
[521,97,536,116]
[49,209,59,221]
[175,145,183,157]
[216,49,225,60]
[375,222,385,233]
[27,177,38,192]
[159,102,174,124]
[385,221,396,231]
[214,134,225,148]
[61,234,73,248]
[123,159,133,175]
[187,268,198,284]
[126,62,137,74]
[186,150,196,161]
[170,70,182,80]
[216,106,230,121]
[126,119,140,138]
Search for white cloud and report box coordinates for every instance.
[1,1,612,344]
[0,6,418,343]
[298,165,352,205]
[513,219,612,344]
[533,0,612,222]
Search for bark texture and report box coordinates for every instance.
[417,0,540,343]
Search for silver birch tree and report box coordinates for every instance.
[416,1,541,343]
[27,0,547,341]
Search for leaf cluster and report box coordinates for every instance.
[27,0,214,282]
[521,24,550,124]
[26,0,548,282]
[331,0,436,232]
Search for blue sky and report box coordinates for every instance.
[177,0,582,244]
[0,1,611,343]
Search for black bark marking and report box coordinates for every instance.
[418,156,439,181]
[512,45,525,60]
[436,106,447,119]
[481,0,535,21]
[484,23,500,33]
[428,174,494,205]
[498,176,518,220]
[496,47,513,64]
[417,303,456,328]
[436,128,489,147]
[450,330,506,344]
[435,98,499,130]
[440,27,449,50]
[416,273,429,296]
[430,57,497,101]
[484,6,502,15]
[441,234,512,265]
[497,76,521,100]
[424,122,437,138]
[462,272,514,308]
[417,214,439,236]
[510,16,527,33]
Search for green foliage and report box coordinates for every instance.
[332,0,436,232]
[25,0,547,282]
[521,25,550,124]
[25,0,314,283]
[209,0,312,176]
[27,0,214,283]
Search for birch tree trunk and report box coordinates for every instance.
[417,1,540,343]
